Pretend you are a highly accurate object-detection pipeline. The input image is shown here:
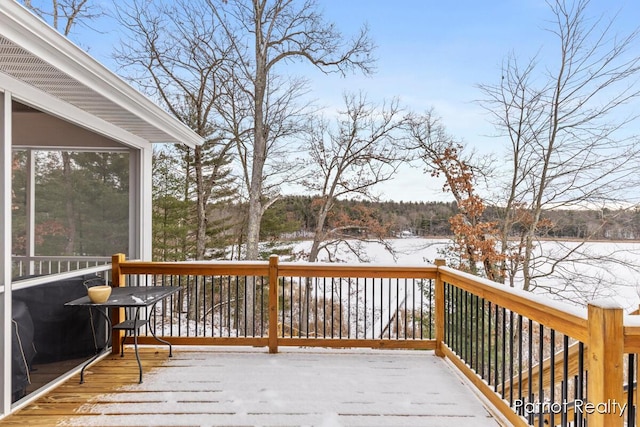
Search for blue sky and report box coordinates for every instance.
[58,0,640,202]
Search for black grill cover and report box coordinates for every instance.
[12,299,35,401]
[13,275,108,364]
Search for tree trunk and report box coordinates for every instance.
[194,146,207,260]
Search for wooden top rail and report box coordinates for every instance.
[623,316,640,352]
[277,262,438,279]
[439,267,589,343]
[116,260,271,277]
[115,257,438,280]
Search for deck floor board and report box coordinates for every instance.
[3,346,500,426]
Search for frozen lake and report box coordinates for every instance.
[282,238,640,313]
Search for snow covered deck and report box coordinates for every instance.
[4,346,500,426]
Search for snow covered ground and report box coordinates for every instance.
[281,238,640,312]
[62,347,499,427]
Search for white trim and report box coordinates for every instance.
[141,148,153,260]
[26,152,34,276]
[1,90,12,418]
[11,265,112,292]
[129,149,139,258]
[0,1,203,148]
[128,147,153,260]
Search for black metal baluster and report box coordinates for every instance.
[252,276,258,338]
[628,353,635,427]
[528,319,533,425]
[455,287,460,356]
[468,292,474,369]
[463,288,467,358]
[421,279,425,340]
[474,294,479,374]
[481,298,486,379]
[200,275,206,336]
[447,285,452,349]
[227,276,231,337]
[235,276,240,337]
[280,277,285,338]
[370,277,374,340]
[550,329,555,422]
[347,279,351,339]
[467,291,472,367]
[538,324,544,427]
[197,275,203,336]
[388,278,392,339]
[315,277,319,338]
[517,315,523,412]
[175,275,181,338]
[260,276,264,337]
[307,276,311,338]
[209,276,214,337]
[187,275,193,337]
[298,277,302,338]
[509,310,514,406]
[404,278,408,338]
[487,301,492,386]
[561,335,569,427]
[289,277,295,338]
[494,304,500,393]
[243,276,248,338]
[339,278,343,339]
[355,279,359,339]
[458,288,463,358]
[329,277,335,338]
[414,279,419,340]
[395,278,399,339]
[501,307,506,398]
[323,277,327,338]
[452,285,457,351]
[443,284,448,345]
[380,278,384,339]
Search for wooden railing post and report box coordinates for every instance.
[268,255,279,354]
[587,302,624,427]
[434,258,446,357]
[111,253,126,355]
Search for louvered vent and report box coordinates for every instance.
[0,35,170,143]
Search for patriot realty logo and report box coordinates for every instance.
[514,399,628,417]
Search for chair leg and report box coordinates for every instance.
[120,333,126,357]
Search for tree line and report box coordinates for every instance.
[155,193,640,255]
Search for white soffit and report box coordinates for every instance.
[0,1,203,148]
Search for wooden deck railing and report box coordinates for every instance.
[111,253,640,427]
[111,254,437,352]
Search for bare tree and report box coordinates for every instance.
[113,0,237,260]
[296,93,407,333]
[303,93,408,263]
[21,0,102,37]
[406,111,502,280]
[479,0,640,292]
[207,0,376,261]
